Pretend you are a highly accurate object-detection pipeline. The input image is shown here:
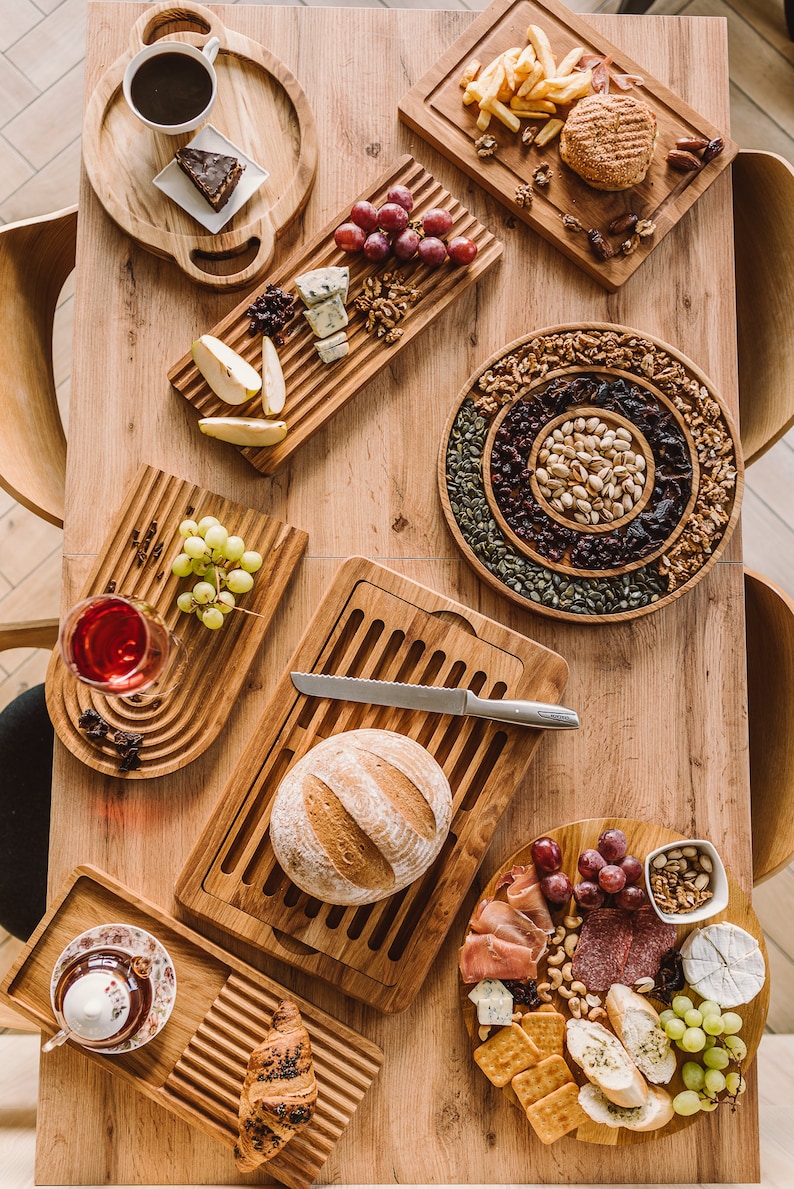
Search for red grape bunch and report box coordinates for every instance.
[530,835,572,906]
[333,185,478,269]
[573,828,647,912]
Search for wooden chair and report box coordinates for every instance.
[0,206,76,528]
[745,569,794,884]
[733,150,794,466]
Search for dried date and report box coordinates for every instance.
[587,228,614,261]
[675,136,709,153]
[666,149,702,173]
[608,213,638,236]
[703,137,725,163]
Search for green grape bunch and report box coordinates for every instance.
[171,516,263,630]
[660,995,748,1118]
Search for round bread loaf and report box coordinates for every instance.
[559,93,657,191]
[269,729,452,905]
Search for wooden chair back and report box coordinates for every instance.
[0,207,76,528]
[745,568,794,884]
[733,150,794,466]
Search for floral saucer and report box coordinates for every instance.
[50,922,176,1053]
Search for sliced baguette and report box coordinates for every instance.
[605,984,676,1085]
[578,1083,674,1132]
[565,1018,648,1108]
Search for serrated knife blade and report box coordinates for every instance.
[290,672,579,729]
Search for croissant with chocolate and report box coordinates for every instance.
[234,999,318,1172]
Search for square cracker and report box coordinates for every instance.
[520,1011,565,1060]
[512,1055,574,1112]
[525,1082,588,1145]
[473,1022,540,1087]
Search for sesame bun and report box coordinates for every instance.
[559,93,657,191]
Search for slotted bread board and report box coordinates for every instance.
[0,866,383,1189]
[167,154,503,475]
[45,463,307,778]
[176,556,569,1013]
[397,0,737,291]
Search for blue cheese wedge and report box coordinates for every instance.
[680,922,765,1007]
[303,293,349,339]
[315,331,350,363]
[295,266,350,307]
[467,978,514,1026]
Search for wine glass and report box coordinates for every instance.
[59,593,187,700]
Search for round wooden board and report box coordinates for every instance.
[82,1,318,290]
[438,324,744,623]
[460,817,769,1146]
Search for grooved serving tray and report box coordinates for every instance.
[168,154,503,475]
[397,0,737,291]
[176,556,570,1013]
[82,1,318,290]
[45,463,307,778]
[0,866,383,1189]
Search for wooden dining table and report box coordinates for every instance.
[36,1,756,1184]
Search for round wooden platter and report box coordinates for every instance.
[438,323,744,623]
[460,817,770,1147]
[82,1,318,290]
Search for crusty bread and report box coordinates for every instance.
[578,1083,674,1132]
[559,93,657,191]
[605,984,676,1084]
[269,729,452,905]
[565,1018,648,1108]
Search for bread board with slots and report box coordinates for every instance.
[0,865,383,1189]
[460,818,769,1147]
[45,463,307,778]
[176,555,569,1014]
[167,154,503,475]
[397,0,737,291]
[81,1,318,290]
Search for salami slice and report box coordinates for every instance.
[571,908,633,992]
[621,906,677,986]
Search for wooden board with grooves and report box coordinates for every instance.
[45,463,307,778]
[397,0,737,291]
[460,818,769,1146]
[0,865,383,1189]
[167,154,503,475]
[176,556,569,1014]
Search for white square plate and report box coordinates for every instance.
[153,124,269,234]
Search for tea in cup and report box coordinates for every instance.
[43,947,153,1052]
[123,37,220,135]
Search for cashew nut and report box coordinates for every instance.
[548,967,564,990]
[563,914,583,929]
[558,985,575,999]
[570,980,588,997]
[547,947,566,967]
[563,933,579,957]
[536,982,553,1003]
[478,1024,491,1041]
[568,996,582,1019]
[561,961,574,982]
[634,977,655,994]
[585,993,602,1008]
[588,1007,607,1021]
[551,924,566,945]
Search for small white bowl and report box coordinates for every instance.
[644,839,729,925]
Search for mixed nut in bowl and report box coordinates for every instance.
[644,839,729,925]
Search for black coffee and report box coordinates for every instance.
[130,52,213,126]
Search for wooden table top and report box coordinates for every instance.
[39,2,753,1184]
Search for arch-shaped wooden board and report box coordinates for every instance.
[82,1,318,290]
[460,817,769,1146]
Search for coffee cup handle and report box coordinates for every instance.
[42,1027,72,1053]
[202,36,220,65]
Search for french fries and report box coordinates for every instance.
[459,24,588,146]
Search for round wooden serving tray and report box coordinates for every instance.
[82,1,318,290]
[461,817,769,1147]
[438,324,743,623]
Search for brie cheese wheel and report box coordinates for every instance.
[303,293,349,338]
[295,266,350,306]
[680,923,765,1007]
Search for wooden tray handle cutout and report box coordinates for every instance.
[129,2,224,54]
[173,216,276,288]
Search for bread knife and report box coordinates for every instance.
[290,672,580,729]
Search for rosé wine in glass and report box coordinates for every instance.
[60,594,177,695]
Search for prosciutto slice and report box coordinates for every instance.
[469,898,549,958]
[494,863,554,934]
[458,932,541,984]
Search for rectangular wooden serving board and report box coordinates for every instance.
[0,865,384,1189]
[168,155,503,475]
[176,556,570,1013]
[397,0,737,291]
[45,463,307,778]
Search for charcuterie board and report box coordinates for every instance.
[438,323,743,623]
[82,1,318,290]
[460,818,769,1147]
[0,865,383,1189]
[167,154,503,475]
[176,556,569,1013]
[398,0,737,291]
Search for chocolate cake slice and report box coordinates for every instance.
[175,147,245,212]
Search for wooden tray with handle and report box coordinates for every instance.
[398,0,737,291]
[45,463,307,778]
[0,865,383,1189]
[82,1,318,290]
[176,555,571,1014]
[167,154,503,475]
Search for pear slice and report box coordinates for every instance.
[191,334,262,405]
[199,417,288,447]
[261,336,287,416]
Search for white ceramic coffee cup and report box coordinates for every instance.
[122,37,220,135]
